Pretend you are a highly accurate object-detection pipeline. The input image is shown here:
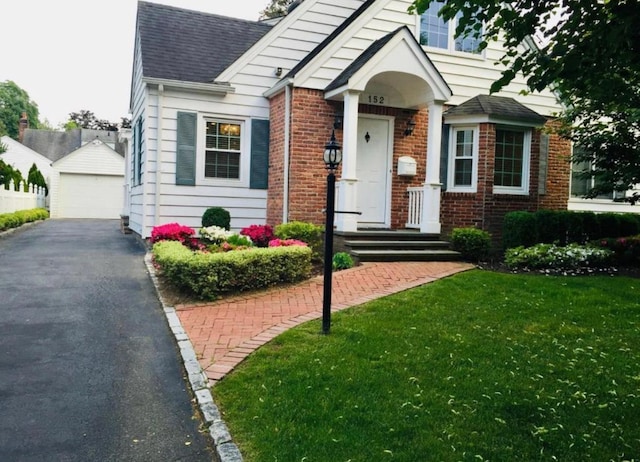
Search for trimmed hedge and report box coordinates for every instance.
[0,208,49,232]
[451,227,492,262]
[152,240,312,300]
[503,210,640,249]
[275,221,323,259]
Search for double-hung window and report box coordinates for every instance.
[205,120,242,180]
[447,126,478,192]
[571,146,626,200]
[419,1,483,54]
[493,127,531,195]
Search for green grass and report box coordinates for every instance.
[214,270,640,461]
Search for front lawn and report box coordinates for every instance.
[214,270,640,461]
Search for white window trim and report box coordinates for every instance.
[493,128,531,196]
[447,125,479,193]
[414,11,485,59]
[196,114,250,188]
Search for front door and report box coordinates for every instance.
[356,116,392,227]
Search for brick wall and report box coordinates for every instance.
[267,91,286,226]
[441,120,571,246]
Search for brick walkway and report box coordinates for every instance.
[176,261,474,385]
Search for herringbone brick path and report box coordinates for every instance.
[176,261,474,384]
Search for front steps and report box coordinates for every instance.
[333,230,461,263]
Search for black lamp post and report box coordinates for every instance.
[322,129,342,334]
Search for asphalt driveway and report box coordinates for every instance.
[0,220,213,461]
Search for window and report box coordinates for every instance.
[205,121,241,180]
[493,128,531,194]
[419,1,482,54]
[571,148,625,200]
[447,126,478,192]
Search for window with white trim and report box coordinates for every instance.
[205,120,242,180]
[493,127,531,195]
[447,126,478,192]
[419,1,483,54]
[571,146,626,200]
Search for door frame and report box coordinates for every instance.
[356,114,395,228]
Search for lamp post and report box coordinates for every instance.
[322,129,342,334]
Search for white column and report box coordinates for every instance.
[420,102,444,234]
[336,90,360,232]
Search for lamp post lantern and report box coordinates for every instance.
[322,129,342,334]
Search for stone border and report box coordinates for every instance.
[144,253,243,462]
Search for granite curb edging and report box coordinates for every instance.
[144,253,243,462]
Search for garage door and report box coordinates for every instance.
[58,173,124,219]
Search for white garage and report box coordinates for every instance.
[50,140,125,219]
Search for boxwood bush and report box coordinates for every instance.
[153,240,312,300]
[275,221,323,259]
[450,227,492,262]
[0,208,48,232]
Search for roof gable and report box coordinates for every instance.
[136,1,272,83]
[0,136,54,178]
[53,140,124,175]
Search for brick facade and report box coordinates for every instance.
[267,88,571,244]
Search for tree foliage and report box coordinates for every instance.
[409,0,640,201]
[65,110,119,131]
[260,0,295,19]
[27,163,48,196]
[0,160,25,191]
[0,80,41,140]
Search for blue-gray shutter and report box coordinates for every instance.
[439,124,450,191]
[250,119,270,190]
[176,112,197,186]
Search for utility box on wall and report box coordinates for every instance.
[397,156,417,176]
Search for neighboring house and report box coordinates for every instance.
[0,135,54,189]
[20,127,125,219]
[128,0,571,243]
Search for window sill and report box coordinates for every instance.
[421,45,485,61]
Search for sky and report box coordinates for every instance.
[0,0,270,128]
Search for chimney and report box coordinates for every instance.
[18,112,28,143]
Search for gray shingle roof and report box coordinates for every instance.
[22,129,124,162]
[444,95,547,125]
[137,1,272,83]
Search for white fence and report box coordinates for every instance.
[0,181,46,214]
[406,186,423,229]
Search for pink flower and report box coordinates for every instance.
[268,238,308,247]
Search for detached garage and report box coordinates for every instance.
[50,140,124,219]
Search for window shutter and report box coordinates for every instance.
[538,132,549,195]
[250,119,270,190]
[439,124,450,191]
[176,112,197,186]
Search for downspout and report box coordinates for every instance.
[155,84,164,227]
[283,84,292,223]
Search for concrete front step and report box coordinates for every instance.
[344,240,452,250]
[351,249,462,262]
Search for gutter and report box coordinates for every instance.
[142,77,235,95]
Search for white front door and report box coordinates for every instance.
[356,116,392,227]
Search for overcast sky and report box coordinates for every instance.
[0,0,269,128]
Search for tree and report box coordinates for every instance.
[409,0,640,201]
[260,0,295,19]
[27,163,48,196]
[0,160,24,191]
[0,80,41,139]
[65,110,119,131]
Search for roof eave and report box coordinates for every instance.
[263,78,294,98]
[142,77,235,95]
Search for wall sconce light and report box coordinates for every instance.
[404,118,417,136]
[333,113,343,130]
[275,67,283,77]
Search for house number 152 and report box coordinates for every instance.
[366,94,386,106]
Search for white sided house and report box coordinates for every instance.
[128,0,572,243]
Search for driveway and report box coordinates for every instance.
[0,220,213,461]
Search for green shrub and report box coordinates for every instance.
[202,207,231,230]
[275,221,323,258]
[504,243,613,271]
[595,235,640,264]
[0,208,48,232]
[332,252,354,271]
[503,211,538,249]
[503,210,640,249]
[451,227,491,262]
[152,241,312,300]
